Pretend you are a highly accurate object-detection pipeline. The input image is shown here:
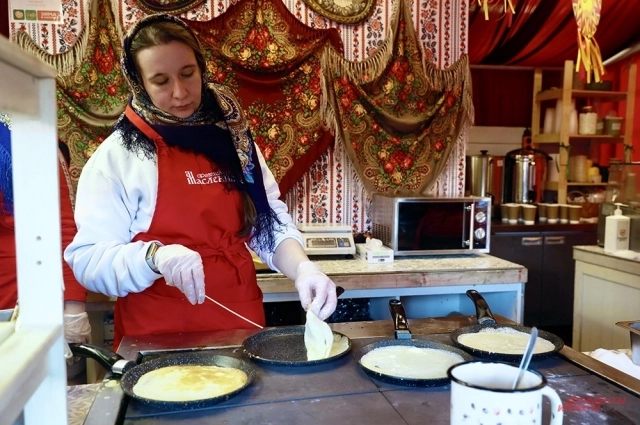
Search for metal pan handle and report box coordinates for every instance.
[466,290,497,325]
[70,343,135,375]
[389,299,412,339]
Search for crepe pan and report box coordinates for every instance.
[353,299,473,387]
[242,326,352,366]
[449,290,564,361]
[242,286,351,366]
[70,343,255,410]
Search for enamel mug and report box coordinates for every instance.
[447,361,563,425]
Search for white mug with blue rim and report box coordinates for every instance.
[447,361,563,425]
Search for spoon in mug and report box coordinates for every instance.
[512,326,538,390]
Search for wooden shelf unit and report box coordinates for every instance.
[0,36,68,425]
[531,60,637,204]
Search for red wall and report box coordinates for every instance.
[596,55,640,165]
[471,67,563,127]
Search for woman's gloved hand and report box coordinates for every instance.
[294,261,337,320]
[63,311,91,366]
[154,244,205,305]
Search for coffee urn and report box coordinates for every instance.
[465,150,503,212]
[502,148,551,204]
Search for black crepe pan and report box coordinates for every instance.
[449,290,564,361]
[70,344,255,410]
[242,326,352,366]
[353,299,473,387]
[242,286,351,366]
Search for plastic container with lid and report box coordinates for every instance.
[578,106,597,135]
[604,203,630,254]
[605,116,623,136]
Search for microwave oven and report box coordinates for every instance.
[372,195,491,255]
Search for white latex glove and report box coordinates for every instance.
[63,312,91,366]
[154,244,205,305]
[295,261,337,320]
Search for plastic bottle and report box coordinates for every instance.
[604,204,630,254]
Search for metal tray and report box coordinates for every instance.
[615,320,640,365]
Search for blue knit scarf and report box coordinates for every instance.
[0,113,12,215]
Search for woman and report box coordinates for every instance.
[1,112,91,366]
[64,14,337,348]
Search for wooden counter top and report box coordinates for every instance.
[256,253,527,294]
[574,245,640,272]
[85,254,527,304]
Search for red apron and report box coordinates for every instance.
[114,110,264,348]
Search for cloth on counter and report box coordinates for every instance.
[15,0,128,203]
[609,249,640,261]
[321,0,473,196]
[67,384,101,425]
[187,0,344,197]
[590,348,640,380]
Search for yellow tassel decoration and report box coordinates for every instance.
[572,0,605,83]
[477,0,515,21]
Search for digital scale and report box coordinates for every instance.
[297,223,356,256]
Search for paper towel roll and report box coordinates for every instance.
[547,154,560,182]
[543,107,555,134]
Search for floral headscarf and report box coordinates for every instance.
[118,14,281,251]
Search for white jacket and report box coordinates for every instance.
[64,131,303,297]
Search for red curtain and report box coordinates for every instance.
[1,2,8,38]
[469,0,640,67]
[471,67,563,127]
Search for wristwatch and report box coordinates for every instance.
[145,242,162,274]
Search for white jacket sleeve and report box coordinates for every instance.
[247,143,304,271]
[63,135,160,297]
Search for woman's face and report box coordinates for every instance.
[136,40,202,119]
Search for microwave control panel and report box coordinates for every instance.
[467,199,490,250]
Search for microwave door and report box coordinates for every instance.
[407,202,469,252]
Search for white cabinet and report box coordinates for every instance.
[0,36,68,425]
[573,246,640,352]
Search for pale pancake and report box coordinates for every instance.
[458,327,555,354]
[360,346,465,379]
[304,309,333,361]
[328,334,350,357]
[133,365,247,402]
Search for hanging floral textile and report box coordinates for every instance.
[572,0,605,83]
[321,0,473,196]
[16,0,129,203]
[187,0,343,197]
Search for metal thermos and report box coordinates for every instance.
[465,150,503,209]
[513,153,535,204]
[502,148,551,204]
